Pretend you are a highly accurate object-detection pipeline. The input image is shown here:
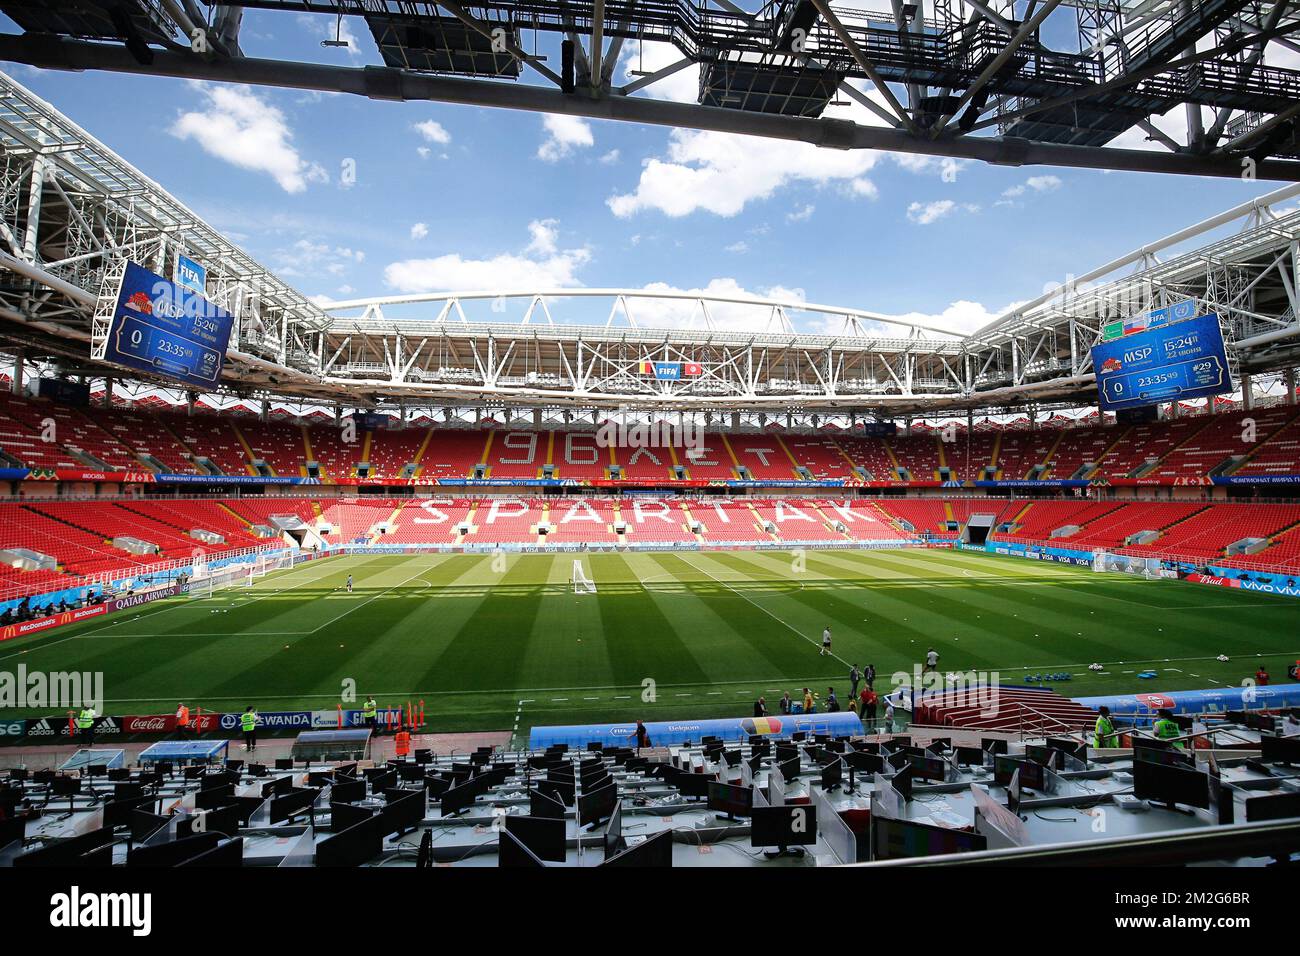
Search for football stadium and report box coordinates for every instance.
[0,0,1299,896]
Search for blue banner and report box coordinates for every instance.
[529,711,863,749]
[1091,312,1232,412]
[1074,685,1300,719]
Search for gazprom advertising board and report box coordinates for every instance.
[104,260,234,390]
[1089,312,1232,413]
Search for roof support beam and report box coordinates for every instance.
[8,37,1300,180]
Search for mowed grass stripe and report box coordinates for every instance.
[585,553,711,687]
[644,551,842,683]
[194,557,436,705]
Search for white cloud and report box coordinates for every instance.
[274,239,365,278]
[525,219,560,256]
[172,85,325,193]
[786,203,815,223]
[906,199,979,225]
[410,222,429,240]
[724,241,749,254]
[599,149,621,165]
[416,146,432,159]
[384,221,591,292]
[608,129,880,218]
[617,278,808,332]
[538,114,595,162]
[413,120,451,145]
[1001,174,1063,199]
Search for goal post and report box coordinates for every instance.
[1093,550,1162,579]
[571,559,597,595]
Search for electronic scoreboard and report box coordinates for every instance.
[103,260,234,390]
[1090,312,1232,413]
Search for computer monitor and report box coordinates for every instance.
[330,800,375,831]
[1132,759,1210,810]
[820,758,843,791]
[130,810,169,843]
[330,779,366,804]
[1261,734,1300,766]
[905,753,946,782]
[993,755,1045,791]
[603,800,624,859]
[179,803,239,839]
[891,764,914,802]
[498,829,547,867]
[871,817,987,861]
[722,748,742,768]
[1244,791,1300,822]
[274,758,293,771]
[981,738,1008,755]
[578,782,617,828]
[439,780,478,817]
[599,829,673,867]
[954,746,986,766]
[846,751,884,775]
[676,772,711,800]
[529,787,566,820]
[750,805,818,848]
[1046,737,1088,761]
[316,817,383,867]
[176,837,244,867]
[380,790,425,836]
[1025,744,1065,770]
[127,832,221,867]
[504,814,566,862]
[778,755,800,782]
[707,781,754,819]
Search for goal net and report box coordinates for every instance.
[571,560,597,595]
[1092,551,1162,579]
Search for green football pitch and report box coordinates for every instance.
[2,548,1297,738]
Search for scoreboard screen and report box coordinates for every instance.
[104,261,235,390]
[1089,313,1232,413]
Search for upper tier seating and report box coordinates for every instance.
[2,401,1299,486]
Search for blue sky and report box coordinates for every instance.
[1,8,1283,335]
